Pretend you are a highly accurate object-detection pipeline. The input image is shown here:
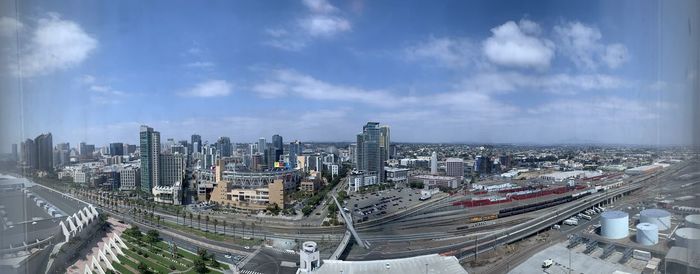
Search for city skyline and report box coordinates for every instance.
[1,0,698,152]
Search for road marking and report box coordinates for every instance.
[236,246,261,269]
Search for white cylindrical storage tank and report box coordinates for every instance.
[675,227,700,250]
[640,209,671,231]
[600,211,629,239]
[685,214,700,229]
[636,223,658,245]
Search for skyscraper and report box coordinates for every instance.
[431,151,438,175]
[191,134,202,154]
[379,125,390,161]
[110,142,124,156]
[159,153,186,187]
[289,140,302,169]
[140,125,161,193]
[356,122,384,182]
[217,136,232,157]
[272,134,283,166]
[34,133,53,172]
[11,144,18,162]
[257,137,266,154]
[79,142,95,161]
[20,139,35,169]
[272,134,283,153]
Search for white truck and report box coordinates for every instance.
[564,218,578,226]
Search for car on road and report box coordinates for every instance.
[244,246,250,250]
[224,253,232,259]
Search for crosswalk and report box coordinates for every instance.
[238,270,264,274]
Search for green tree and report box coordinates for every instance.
[137,262,149,274]
[145,229,159,247]
[193,257,207,274]
[205,215,210,232]
[213,218,218,234]
[197,214,201,230]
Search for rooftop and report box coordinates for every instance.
[313,254,467,274]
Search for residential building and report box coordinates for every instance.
[140,125,161,193]
[159,153,186,187]
[119,166,140,191]
[356,122,384,182]
[347,170,378,192]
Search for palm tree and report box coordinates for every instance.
[232,223,236,239]
[189,213,193,228]
[157,215,161,226]
[213,219,218,234]
[251,223,255,238]
[197,214,201,230]
[240,221,246,238]
[205,215,210,232]
[175,208,180,225]
[222,220,227,236]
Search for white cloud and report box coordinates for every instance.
[18,13,97,77]
[180,80,233,97]
[648,80,668,91]
[554,21,629,70]
[482,20,555,69]
[405,37,475,67]
[252,69,413,107]
[302,0,338,13]
[264,0,351,50]
[602,43,629,69]
[184,61,215,68]
[0,17,23,37]
[459,72,628,94]
[77,75,128,104]
[300,15,351,37]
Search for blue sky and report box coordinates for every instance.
[0,0,697,150]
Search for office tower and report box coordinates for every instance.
[125,144,137,154]
[217,136,232,157]
[379,125,390,161]
[446,158,464,178]
[266,146,277,169]
[110,142,124,156]
[171,144,187,155]
[56,142,70,151]
[11,144,18,162]
[474,155,492,175]
[34,133,53,172]
[140,125,161,193]
[79,142,95,161]
[289,140,302,169]
[257,137,266,154]
[159,153,186,187]
[178,140,189,154]
[348,143,357,164]
[356,122,384,182]
[431,151,438,175]
[20,139,35,169]
[272,134,283,153]
[191,134,202,154]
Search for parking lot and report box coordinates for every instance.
[346,187,424,221]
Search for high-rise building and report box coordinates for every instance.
[140,125,161,193]
[289,140,302,169]
[56,142,70,151]
[446,158,464,178]
[217,136,232,157]
[11,144,18,162]
[379,125,390,161]
[356,122,384,182]
[110,142,124,156]
[34,133,53,172]
[257,137,266,154]
[191,134,202,154]
[20,139,35,169]
[474,155,492,175]
[272,134,283,153]
[159,153,186,187]
[79,142,95,161]
[431,151,438,175]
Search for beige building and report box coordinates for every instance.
[211,179,287,211]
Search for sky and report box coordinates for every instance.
[0,0,698,150]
